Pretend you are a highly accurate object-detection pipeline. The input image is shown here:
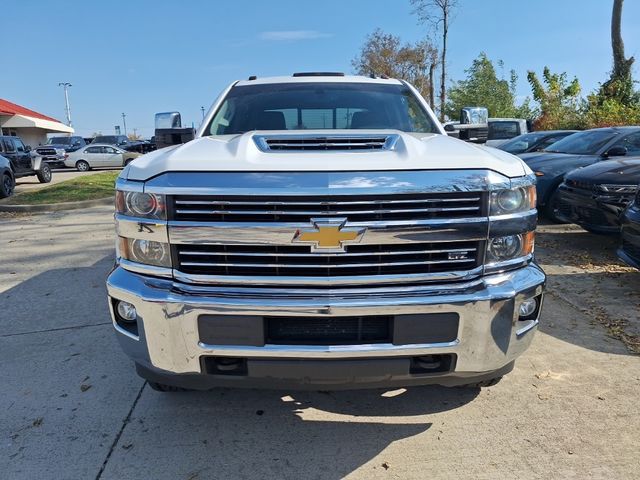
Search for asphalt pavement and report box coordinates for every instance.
[1,206,639,479]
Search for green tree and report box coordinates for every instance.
[352,29,438,104]
[446,53,532,120]
[527,67,583,130]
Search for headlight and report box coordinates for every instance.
[487,232,535,263]
[116,191,166,220]
[118,237,171,267]
[490,185,536,215]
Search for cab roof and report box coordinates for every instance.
[235,74,404,87]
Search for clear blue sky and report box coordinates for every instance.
[3,0,638,138]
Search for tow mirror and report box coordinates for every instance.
[450,107,489,144]
[154,111,195,149]
[603,146,627,158]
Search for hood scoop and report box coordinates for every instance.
[253,134,399,152]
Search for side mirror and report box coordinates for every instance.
[455,107,489,144]
[25,145,31,152]
[154,111,195,148]
[444,123,455,132]
[603,146,627,158]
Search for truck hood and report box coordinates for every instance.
[125,130,529,181]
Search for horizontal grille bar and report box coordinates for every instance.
[175,241,482,278]
[266,316,392,345]
[171,192,485,222]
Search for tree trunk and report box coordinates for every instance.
[611,0,634,75]
[429,63,436,109]
[440,8,447,121]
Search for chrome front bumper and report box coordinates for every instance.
[106,263,545,388]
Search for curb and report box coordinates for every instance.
[0,196,114,213]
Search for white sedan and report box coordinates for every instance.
[64,144,140,171]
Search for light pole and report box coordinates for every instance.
[58,82,72,127]
[200,106,205,120]
[121,113,127,136]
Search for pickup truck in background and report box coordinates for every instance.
[486,118,531,147]
[0,135,52,197]
[107,73,545,392]
[35,135,87,168]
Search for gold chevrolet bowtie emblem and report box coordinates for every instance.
[293,218,365,252]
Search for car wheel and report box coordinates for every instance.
[543,188,568,223]
[76,160,90,172]
[36,163,52,183]
[0,172,15,198]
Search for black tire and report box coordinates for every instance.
[0,172,15,198]
[36,163,52,183]
[147,381,190,392]
[76,160,90,172]
[543,188,568,223]
[457,376,503,389]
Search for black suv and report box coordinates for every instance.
[91,135,129,147]
[0,136,52,193]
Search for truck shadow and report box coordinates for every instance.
[129,385,479,479]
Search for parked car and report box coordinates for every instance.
[0,154,14,198]
[557,159,640,233]
[485,118,530,147]
[0,135,52,187]
[64,144,141,171]
[35,135,87,167]
[498,130,577,155]
[91,135,130,147]
[520,126,640,221]
[618,191,640,269]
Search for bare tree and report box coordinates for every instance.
[352,29,438,104]
[411,0,458,121]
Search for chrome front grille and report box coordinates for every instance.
[171,192,485,223]
[36,148,58,156]
[173,240,482,278]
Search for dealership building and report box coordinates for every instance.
[0,98,74,148]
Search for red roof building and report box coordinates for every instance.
[0,98,74,147]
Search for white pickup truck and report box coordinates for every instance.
[107,73,545,391]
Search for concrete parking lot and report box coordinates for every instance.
[1,206,639,479]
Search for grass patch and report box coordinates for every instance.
[3,171,119,205]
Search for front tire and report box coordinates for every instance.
[0,172,15,198]
[36,163,52,183]
[457,376,503,389]
[543,188,568,223]
[76,160,90,172]
[148,381,191,393]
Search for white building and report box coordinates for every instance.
[0,98,74,147]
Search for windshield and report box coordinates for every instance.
[204,82,437,135]
[543,130,617,155]
[488,121,520,140]
[499,132,547,154]
[47,137,71,145]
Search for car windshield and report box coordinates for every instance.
[47,137,71,145]
[543,130,617,155]
[204,82,438,135]
[488,121,519,140]
[499,132,548,154]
